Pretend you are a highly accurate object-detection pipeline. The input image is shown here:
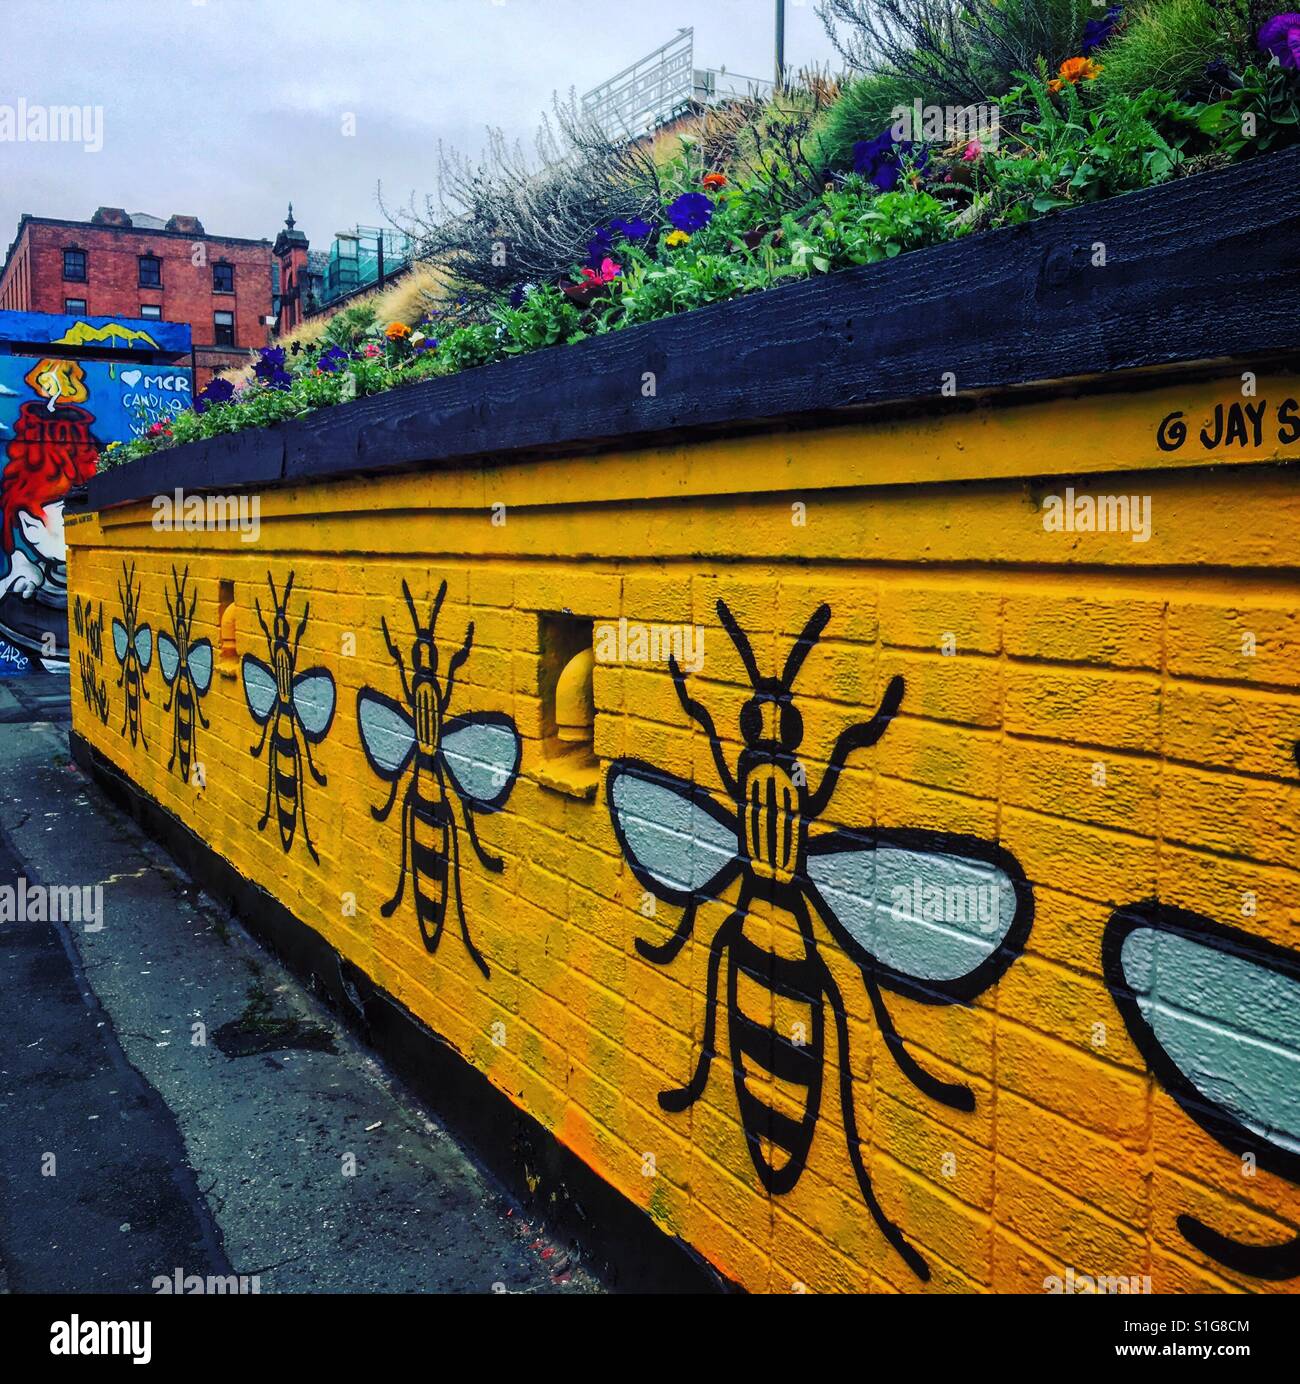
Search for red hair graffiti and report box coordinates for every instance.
[1,401,100,553]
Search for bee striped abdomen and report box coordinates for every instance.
[273,708,298,848]
[177,680,193,775]
[728,927,824,1194]
[411,757,450,949]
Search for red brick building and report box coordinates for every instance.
[0,209,273,386]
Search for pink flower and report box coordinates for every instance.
[962,140,984,162]
[580,257,622,285]
[363,342,381,357]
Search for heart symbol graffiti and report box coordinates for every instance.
[120,369,142,387]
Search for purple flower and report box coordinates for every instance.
[610,215,654,241]
[665,192,713,233]
[252,345,288,385]
[585,225,616,267]
[852,131,928,192]
[193,376,235,415]
[1082,5,1122,55]
[1258,12,1300,68]
[317,344,349,373]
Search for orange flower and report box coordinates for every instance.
[1056,56,1103,85]
[384,321,412,339]
[702,172,728,189]
[1047,79,1063,93]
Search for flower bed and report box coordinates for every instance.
[99,6,1300,473]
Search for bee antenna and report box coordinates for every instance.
[282,570,295,607]
[401,579,420,633]
[266,571,279,608]
[782,604,831,689]
[716,598,761,689]
[430,579,447,635]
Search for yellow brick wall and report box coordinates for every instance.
[67,370,1300,1293]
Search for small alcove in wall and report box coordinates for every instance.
[535,612,597,799]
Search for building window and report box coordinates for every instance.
[63,248,87,281]
[139,255,162,288]
[139,304,162,319]
[65,298,87,315]
[213,310,235,347]
[212,262,234,293]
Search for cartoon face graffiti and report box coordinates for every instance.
[241,572,336,862]
[1103,902,1300,1280]
[157,566,213,783]
[111,561,152,746]
[606,600,1034,1282]
[356,579,521,978]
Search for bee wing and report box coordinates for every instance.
[134,625,153,671]
[606,759,739,906]
[187,639,213,694]
[241,654,278,725]
[806,827,1033,1003]
[356,688,416,780]
[111,618,129,665]
[441,712,520,811]
[157,632,180,685]
[1104,901,1300,1184]
[291,666,336,742]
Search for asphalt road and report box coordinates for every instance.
[0,672,598,1295]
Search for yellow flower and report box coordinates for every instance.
[384,321,412,339]
[665,229,690,247]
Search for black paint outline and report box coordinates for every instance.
[1102,899,1300,1280]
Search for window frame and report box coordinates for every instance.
[64,297,87,315]
[139,304,162,320]
[213,309,235,347]
[212,261,235,294]
[62,247,87,282]
[138,254,162,288]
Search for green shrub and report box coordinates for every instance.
[813,70,928,168]
[1097,0,1253,98]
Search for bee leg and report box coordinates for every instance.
[257,754,274,831]
[441,623,474,713]
[296,742,321,865]
[450,813,490,978]
[371,769,402,823]
[1178,1217,1300,1281]
[381,617,413,705]
[636,896,697,965]
[459,801,502,873]
[668,654,738,800]
[301,732,327,787]
[249,714,272,759]
[805,674,905,818]
[380,788,411,918]
[659,912,734,1113]
[865,970,974,1112]
[822,960,931,1282]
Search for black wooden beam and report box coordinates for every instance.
[85,146,1300,512]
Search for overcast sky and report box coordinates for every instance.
[3,0,842,255]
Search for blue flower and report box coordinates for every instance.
[852,131,928,192]
[610,215,654,241]
[252,345,288,385]
[665,193,713,233]
[584,225,617,268]
[1082,5,1123,55]
[193,377,235,415]
[316,344,350,373]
